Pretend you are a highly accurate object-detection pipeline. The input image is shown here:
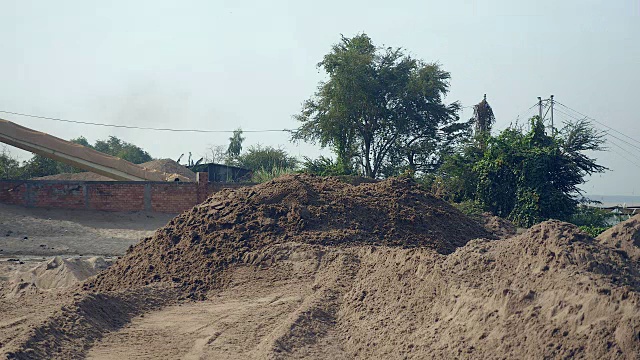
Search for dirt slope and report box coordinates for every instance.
[140,159,196,181]
[85,224,640,359]
[598,214,640,261]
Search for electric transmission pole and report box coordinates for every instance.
[538,97,543,122]
[550,94,554,136]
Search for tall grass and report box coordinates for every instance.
[251,167,297,183]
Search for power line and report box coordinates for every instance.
[606,140,640,169]
[605,133,640,163]
[553,109,640,169]
[494,103,538,133]
[0,110,292,133]
[555,101,640,147]
[553,107,640,152]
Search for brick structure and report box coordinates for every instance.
[0,172,251,214]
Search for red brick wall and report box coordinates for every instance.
[0,182,28,206]
[151,183,198,213]
[0,178,253,213]
[88,183,145,212]
[31,182,86,210]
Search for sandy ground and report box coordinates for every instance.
[0,203,174,257]
[0,203,176,357]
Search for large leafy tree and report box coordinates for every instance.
[293,34,464,178]
[93,136,152,164]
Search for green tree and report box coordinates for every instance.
[70,136,91,148]
[227,128,245,159]
[0,147,22,179]
[93,136,152,164]
[237,145,298,173]
[293,34,464,178]
[20,154,60,178]
[427,136,485,202]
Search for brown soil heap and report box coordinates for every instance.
[336,220,640,358]
[87,174,492,298]
[479,212,518,239]
[140,159,196,181]
[598,214,640,261]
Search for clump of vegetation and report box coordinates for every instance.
[300,156,347,176]
[0,146,22,179]
[452,200,485,222]
[236,145,298,173]
[434,117,607,227]
[578,225,609,238]
[570,205,612,237]
[570,205,611,227]
[251,167,297,183]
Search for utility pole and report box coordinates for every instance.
[538,97,543,122]
[550,95,554,136]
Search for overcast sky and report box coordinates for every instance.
[1,0,638,196]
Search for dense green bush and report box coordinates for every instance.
[578,225,609,238]
[570,206,611,227]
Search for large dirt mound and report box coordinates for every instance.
[598,214,640,261]
[479,212,518,239]
[71,221,640,358]
[140,158,196,181]
[335,220,640,358]
[87,174,492,298]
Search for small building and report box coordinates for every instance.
[189,163,252,183]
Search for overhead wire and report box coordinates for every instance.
[606,141,640,169]
[0,110,292,133]
[493,103,538,133]
[555,101,640,147]
[553,107,640,153]
[553,109,640,169]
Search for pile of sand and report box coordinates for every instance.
[6,256,111,297]
[32,158,195,182]
[7,175,640,358]
[140,159,196,181]
[479,212,518,239]
[598,214,640,261]
[87,174,491,298]
[339,220,640,358]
